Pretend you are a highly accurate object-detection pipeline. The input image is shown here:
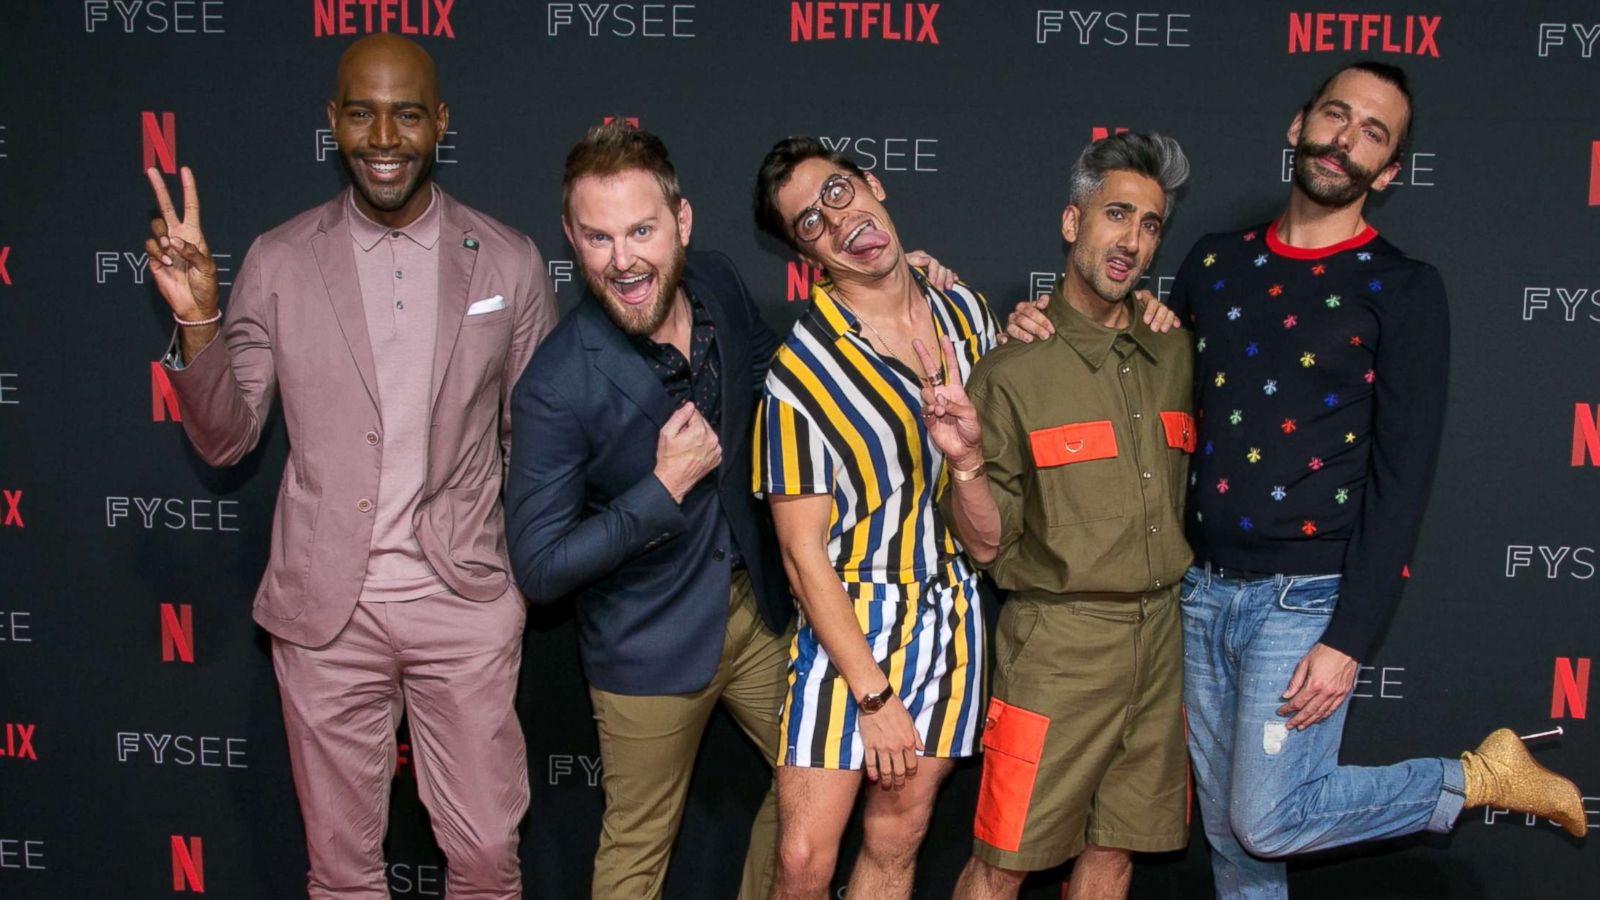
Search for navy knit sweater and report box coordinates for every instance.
[1168,221,1449,661]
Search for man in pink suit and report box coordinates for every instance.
[142,34,555,899]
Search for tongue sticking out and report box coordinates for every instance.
[845,226,890,256]
[1106,258,1133,282]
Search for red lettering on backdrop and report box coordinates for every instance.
[171,836,204,892]
[141,112,176,175]
[161,603,195,664]
[1573,403,1600,466]
[1552,657,1591,720]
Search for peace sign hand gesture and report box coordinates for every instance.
[144,166,219,321]
[913,335,984,473]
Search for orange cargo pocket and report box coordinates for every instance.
[1160,411,1197,453]
[973,698,1051,853]
[1028,420,1117,468]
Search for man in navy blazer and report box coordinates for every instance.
[505,124,793,900]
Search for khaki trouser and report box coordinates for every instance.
[588,570,792,899]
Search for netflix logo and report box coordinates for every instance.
[152,362,182,423]
[0,723,38,761]
[1287,12,1440,57]
[785,260,824,303]
[161,603,194,663]
[2,489,22,529]
[791,2,939,43]
[117,732,249,768]
[171,835,203,893]
[1092,126,1128,142]
[548,3,695,37]
[84,1,225,33]
[314,0,455,37]
[142,111,175,174]
[1575,403,1600,467]
[0,839,45,871]
[1552,657,1590,719]
[315,128,456,165]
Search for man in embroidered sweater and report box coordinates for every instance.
[1164,62,1586,897]
[1002,61,1585,900]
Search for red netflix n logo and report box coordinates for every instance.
[1552,657,1590,720]
[602,116,640,128]
[152,362,182,422]
[171,836,204,892]
[161,603,194,664]
[142,111,176,174]
[1573,403,1600,467]
[1589,142,1599,207]
[786,261,823,302]
[1091,126,1129,142]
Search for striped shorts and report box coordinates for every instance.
[779,557,986,769]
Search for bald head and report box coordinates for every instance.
[327,34,448,228]
[335,33,440,107]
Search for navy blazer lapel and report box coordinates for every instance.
[684,262,742,462]
[310,198,380,411]
[576,299,675,428]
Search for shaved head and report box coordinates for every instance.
[326,34,448,228]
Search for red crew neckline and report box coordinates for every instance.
[1265,218,1378,260]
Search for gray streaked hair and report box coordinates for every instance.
[1067,132,1190,220]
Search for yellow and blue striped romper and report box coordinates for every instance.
[754,265,998,769]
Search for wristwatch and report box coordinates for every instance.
[858,685,895,715]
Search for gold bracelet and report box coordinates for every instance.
[950,463,985,483]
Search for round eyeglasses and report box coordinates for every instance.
[793,174,856,243]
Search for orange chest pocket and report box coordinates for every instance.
[1160,411,1196,453]
[1028,420,1118,468]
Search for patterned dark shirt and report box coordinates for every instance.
[633,288,722,431]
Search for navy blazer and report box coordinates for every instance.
[505,251,792,695]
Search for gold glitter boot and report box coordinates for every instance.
[1461,728,1586,837]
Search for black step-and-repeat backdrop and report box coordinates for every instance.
[2,2,1597,897]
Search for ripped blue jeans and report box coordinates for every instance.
[1180,564,1464,900]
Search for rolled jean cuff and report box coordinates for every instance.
[1430,758,1466,833]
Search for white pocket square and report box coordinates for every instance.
[467,295,506,315]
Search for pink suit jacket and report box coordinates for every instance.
[168,189,556,648]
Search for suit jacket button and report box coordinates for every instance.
[365,431,380,445]
[713,549,726,562]
[356,498,373,513]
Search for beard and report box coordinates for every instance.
[585,241,687,339]
[1069,245,1142,305]
[342,151,435,214]
[1292,138,1385,208]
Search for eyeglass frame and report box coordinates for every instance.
[791,173,858,244]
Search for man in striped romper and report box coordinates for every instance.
[751,136,998,900]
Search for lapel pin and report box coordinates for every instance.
[463,237,479,251]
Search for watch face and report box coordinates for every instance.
[860,694,886,713]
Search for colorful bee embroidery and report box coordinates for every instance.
[1204,440,1214,455]
[1243,231,1257,241]
[1323,393,1339,407]
[1345,432,1357,444]
[1300,352,1316,367]
[1368,278,1383,292]
[1335,488,1350,504]
[1263,380,1278,395]
[1247,447,1262,463]
[1357,251,1372,262]
[1271,485,1287,501]
[1311,264,1327,276]
[1283,315,1298,328]
[1301,520,1318,536]
[1217,478,1230,494]
[1203,253,1217,267]
[1349,335,1363,347]
[1268,284,1285,297]
[1308,457,1324,471]
[1214,279,1227,291]
[1254,254,1268,267]
[1364,369,1375,384]
[1281,419,1297,434]
[1215,372,1227,387]
[1325,294,1342,308]
[1245,342,1260,356]
[1240,516,1254,532]
[1197,337,1207,352]
[1229,409,1243,425]
[1227,307,1242,320]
